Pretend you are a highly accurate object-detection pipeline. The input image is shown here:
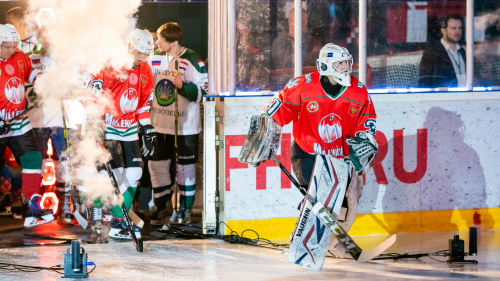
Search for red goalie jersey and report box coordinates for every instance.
[263,72,377,159]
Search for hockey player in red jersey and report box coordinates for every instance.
[78,29,156,240]
[257,43,378,258]
[0,24,49,227]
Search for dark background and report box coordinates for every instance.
[0,0,209,59]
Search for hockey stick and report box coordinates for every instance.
[171,41,180,223]
[101,161,144,252]
[269,153,396,262]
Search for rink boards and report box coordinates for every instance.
[215,91,500,238]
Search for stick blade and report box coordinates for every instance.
[74,211,88,229]
[356,234,396,263]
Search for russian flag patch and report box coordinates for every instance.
[32,58,41,64]
[152,60,161,66]
[197,60,205,70]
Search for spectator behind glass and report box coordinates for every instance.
[5,7,38,54]
[271,8,322,70]
[418,14,467,88]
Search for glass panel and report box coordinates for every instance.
[301,1,360,83]
[236,0,292,92]
[367,0,467,91]
[473,1,500,89]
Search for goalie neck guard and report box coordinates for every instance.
[316,43,353,87]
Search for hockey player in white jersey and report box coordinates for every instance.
[148,22,208,225]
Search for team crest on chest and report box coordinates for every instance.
[349,104,361,116]
[306,101,319,113]
[5,77,24,104]
[129,73,138,85]
[5,64,14,75]
[155,79,175,107]
[120,88,139,114]
[318,113,342,143]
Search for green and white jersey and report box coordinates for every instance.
[148,48,208,135]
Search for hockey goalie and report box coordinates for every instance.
[239,44,378,270]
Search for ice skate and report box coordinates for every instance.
[24,194,54,227]
[176,208,191,224]
[0,192,13,216]
[150,200,173,226]
[108,217,141,240]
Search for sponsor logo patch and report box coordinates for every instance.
[5,77,24,104]
[262,94,282,116]
[119,88,139,114]
[129,73,138,85]
[357,81,363,88]
[349,104,361,116]
[307,101,319,113]
[364,118,376,135]
[318,113,342,143]
[5,64,14,75]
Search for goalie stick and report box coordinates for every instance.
[101,161,144,252]
[269,153,396,262]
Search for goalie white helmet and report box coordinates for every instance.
[316,43,353,86]
[129,29,154,54]
[0,24,20,45]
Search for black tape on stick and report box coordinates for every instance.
[469,227,477,256]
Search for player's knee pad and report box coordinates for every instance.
[149,160,171,187]
[177,163,195,186]
[20,151,43,173]
[123,167,142,188]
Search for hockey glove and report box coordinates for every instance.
[347,132,378,176]
[0,118,11,135]
[141,124,157,159]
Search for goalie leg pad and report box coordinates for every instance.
[238,115,282,166]
[328,169,364,256]
[287,155,349,270]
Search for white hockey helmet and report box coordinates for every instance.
[316,43,353,86]
[0,24,20,45]
[129,29,154,54]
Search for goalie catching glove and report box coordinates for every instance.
[141,124,157,159]
[238,115,282,167]
[347,132,378,175]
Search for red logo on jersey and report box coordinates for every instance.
[119,88,139,114]
[140,74,148,88]
[17,60,24,72]
[307,101,319,113]
[318,113,342,143]
[349,104,361,116]
[5,64,14,75]
[5,78,24,104]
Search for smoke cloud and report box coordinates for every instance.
[23,0,142,214]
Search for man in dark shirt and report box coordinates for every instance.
[418,14,467,88]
